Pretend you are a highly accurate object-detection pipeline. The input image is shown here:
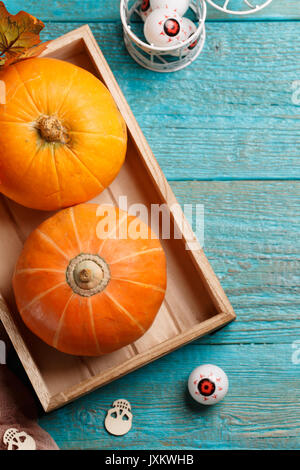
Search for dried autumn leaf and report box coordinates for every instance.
[7,40,50,66]
[0,1,49,69]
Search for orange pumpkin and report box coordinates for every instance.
[0,58,127,211]
[13,204,167,356]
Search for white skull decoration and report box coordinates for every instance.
[3,428,36,450]
[104,399,132,436]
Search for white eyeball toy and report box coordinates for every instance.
[144,8,185,47]
[139,0,153,22]
[182,17,197,45]
[170,17,197,56]
[188,364,229,405]
[151,0,190,17]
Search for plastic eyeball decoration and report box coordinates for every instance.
[182,17,197,49]
[144,8,185,47]
[151,0,191,17]
[188,364,229,405]
[139,0,153,22]
[170,17,197,56]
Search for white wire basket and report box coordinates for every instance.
[206,0,273,15]
[120,0,207,72]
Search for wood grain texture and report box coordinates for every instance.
[37,20,300,180]
[171,181,300,344]
[2,0,300,451]
[8,0,300,21]
[38,343,300,450]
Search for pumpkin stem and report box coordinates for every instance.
[79,268,93,283]
[37,115,69,144]
[66,254,111,297]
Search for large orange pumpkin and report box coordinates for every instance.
[0,58,127,210]
[13,204,167,356]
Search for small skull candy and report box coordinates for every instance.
[188,364,229,405]
[3,428,36,450]
[104,399,133,436]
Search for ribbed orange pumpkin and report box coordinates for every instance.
[0,58,127,210]
[13,204,167,356]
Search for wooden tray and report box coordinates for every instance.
[0,25,235,412]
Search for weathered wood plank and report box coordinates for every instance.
[170,180,300,345]
[38,343,300,449]
[40,21,300,180]
[8,0,300,22]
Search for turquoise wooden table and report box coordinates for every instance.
[8,0,300,450]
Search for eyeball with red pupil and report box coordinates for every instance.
[140,0,153,22]
[141,0,151,11]
[151,0,191,17]
[188,364,229,405]
[183,18,198,49]
[169,17,197,57]
[164,18,180,37]
[144,9,185,47]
